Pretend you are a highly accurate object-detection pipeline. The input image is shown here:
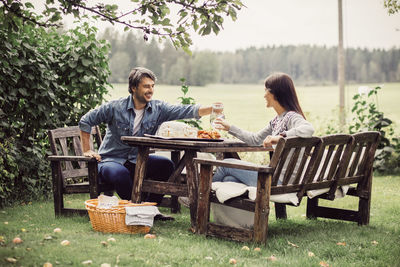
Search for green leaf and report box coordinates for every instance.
[68,61,77,68]
[25,2,34,9]
[81,58,91,67]
[201,24,212,36]
[211,23,220,34]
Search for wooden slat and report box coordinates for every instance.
[168,153,188,183]
[73,136,85,168]
[48,155,94,161]
[207,223,253,242]
[282,147,300,185]
[73,136,83,156]
[326,145,342,180]
[348,144,363,176]
[272,148,290,185]
[210,194,255,211]
[141,181,188,196]
[64,183,90,194]
[201,147,272,153]
[63,168,89,179]
[317,146,334,181]
[356,145,370,176]
[59,138,73,170]
[50,126,81,139]
[309,206,359,222]
[193,158,272,173]
[292,146,312,185]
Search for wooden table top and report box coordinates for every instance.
[121,136,273,152]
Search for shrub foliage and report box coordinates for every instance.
[0,15,111,206]
[348,86,400,173]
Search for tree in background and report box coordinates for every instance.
[101,29,400,86]
[384,0,400,14]
[0,0,243,52]
[190,51,219,86]
[0,21,111,206]
[0,2,113,205]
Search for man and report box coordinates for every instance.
[79,67,213,219]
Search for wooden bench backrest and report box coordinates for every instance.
[316,134,354,182]
[296,132,379,200]
[269,137,323,198]
[48,126,102,180]
[347,131,380,177]
[268,132,379,203]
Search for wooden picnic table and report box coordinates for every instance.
[121,136,273,228]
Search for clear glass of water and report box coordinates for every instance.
[210,102,225,129]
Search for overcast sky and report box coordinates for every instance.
[59,0,400,51]
[189,0,400,51]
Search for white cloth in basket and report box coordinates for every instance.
[125,206,161,227]
[97,195,119,209]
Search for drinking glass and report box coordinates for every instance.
[210,103,225,129]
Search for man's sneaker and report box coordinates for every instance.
[178,197,190,208]
[154,213,175,221]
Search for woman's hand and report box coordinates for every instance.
[83,150,102,162]
[213,117,230,131]
[263,135,283,148]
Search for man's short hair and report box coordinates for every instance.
[128,67,157,94]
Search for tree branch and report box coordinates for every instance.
[0,0,59,28]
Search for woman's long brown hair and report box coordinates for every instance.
[264,72,306,119]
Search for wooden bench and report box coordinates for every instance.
[194,131,380,243]
[48,126,114,216]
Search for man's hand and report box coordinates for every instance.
[83,150,101,162]
[263,135,283,148]
[198,102,224,117]
[80,130,101,161]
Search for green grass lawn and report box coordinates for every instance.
[1,176,400,266]
[109,82,400,135]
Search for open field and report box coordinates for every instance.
[1,176,399,266]
[109,83,400,135]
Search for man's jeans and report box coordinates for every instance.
[98,155,174,204]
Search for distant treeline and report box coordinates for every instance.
[100,28,400,86]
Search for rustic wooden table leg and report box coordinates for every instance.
[254,172,271,243]
[184,149,198,229]
[170,150,181,213]
[131,146,150,203]
[196,164,213,234]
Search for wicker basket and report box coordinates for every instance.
[85,199,156,234]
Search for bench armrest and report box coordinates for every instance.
[47,155,98,162]
[194,158,273,173]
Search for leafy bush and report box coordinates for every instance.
[177,78,203,129]
[348,86,400,173]
[0,15,111,206]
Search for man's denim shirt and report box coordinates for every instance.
[79,95,200,165]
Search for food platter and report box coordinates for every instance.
[144,134,224,142]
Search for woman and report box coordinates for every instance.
[212,72,314,187]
